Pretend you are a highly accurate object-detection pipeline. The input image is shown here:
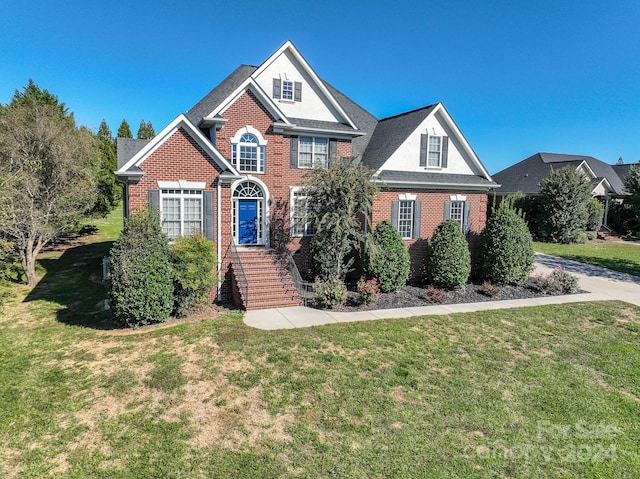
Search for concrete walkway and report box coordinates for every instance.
[244,253,640,330]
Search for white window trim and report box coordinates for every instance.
[398,200,414,240]
[298,136,329,169]
[160,188,204,240]
[450,200,465,229]
[281,80,294,101]
[427,134,443,168]
[290,187,315,237]
[230,127,267,173]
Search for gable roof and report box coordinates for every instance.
[361,104,437,172]
[116,138,151,170]
[493,152,626,196]
[115,114,239,179]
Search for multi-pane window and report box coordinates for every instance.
[291,188,316,236]
[282,80,294,100]
[161,189,203,240]
[232,134,264,173]
[398,201,414,239]
[428,135,442,167]
[450,201,464,229]
[299,137,328,168]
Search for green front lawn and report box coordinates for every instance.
[534,241,640,277]
[0,211,638,477]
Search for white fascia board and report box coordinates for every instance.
[272,122,365,139]
[431,103,494,181]
[371,177,497,191]
[576,160,597,179]
[591,177,612,195]
[207,78,290,124]
[116,114,239,176]
[252,40,358,130]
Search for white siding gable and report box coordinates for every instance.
[377,109,484,176]
[253,48,345,123]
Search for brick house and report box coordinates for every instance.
[115,41,498,310]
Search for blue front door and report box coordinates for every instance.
[238,199,258,244]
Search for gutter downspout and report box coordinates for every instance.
[216,179,222,302]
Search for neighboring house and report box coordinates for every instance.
[115,40,497,310]
[492,152,628,226]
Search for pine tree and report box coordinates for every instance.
[91,120,121,216]
[117,119,133,138]
[136,119,156,139]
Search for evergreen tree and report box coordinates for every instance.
[91,120,121,216]
[364,220,410,292]
[137,119,156,139]
[427,220,471,289]
[117,119,133,139]
[539,167,591,243]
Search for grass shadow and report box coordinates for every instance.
[23,239,121,330]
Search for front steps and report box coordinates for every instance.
[232,248,302,310]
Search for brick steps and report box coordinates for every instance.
[232,248,302,310]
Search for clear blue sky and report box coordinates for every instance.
[1,0,638,173]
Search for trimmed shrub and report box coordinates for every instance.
[586,231,598,241]
[109,211,173,328]
[314,277,347,309]
[478,207,534,285]
[539,167,591,243]
[586,197,605,232]
[356,276,381,305]
[171,234,217,317]
[427,219,470,289]
[423,286,446,304]
[364,220,410,293]
[481,281,500,297]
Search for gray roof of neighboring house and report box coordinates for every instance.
[185,64,258,125]
[376,170,498,188]
[116,138,152,169]
[360,105,438,172]
[493,152,627,196]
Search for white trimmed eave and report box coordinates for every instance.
[591,177,613,196]
[431,103,494,182]
[251,40,358,130]
[114,170,144,181]
[205,78,290,125]
[115,114,239,177]
[372,176,500,191]
[576,160,597,179]
[272,121,365,139]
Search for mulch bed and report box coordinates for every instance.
[325,278,569,312]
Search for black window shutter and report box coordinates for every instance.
[442,136,449,168]
[294,82,302,101]
[273,78,281,99]
[290,136,299,168]
[204,190,214,240]
[463,201,471,234]
[412,200,422,239]
[420,134,427,167]
[329,139,337,166]
[148,190,160,219]
[444,201,451,220]
[391,200,400,229]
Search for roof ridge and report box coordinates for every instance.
[378,103,439,122]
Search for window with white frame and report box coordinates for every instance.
[299,137,328,168]
[290,188,316,236]
[232,133,264,173]
[398,200,414,239]
[428,135,442,167]
[161,189,203,240]
[449,201,464,229]
[282,80,294,101]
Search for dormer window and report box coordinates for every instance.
[273,78,302,102]
[420,134,449,168]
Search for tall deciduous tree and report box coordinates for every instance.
[304,159,377,280]
[91,120,121,217]
[0,82,98,287]
[539,166,591,243]
[116,119,133,139]
[623,165,640,228]
[136,119,155,139]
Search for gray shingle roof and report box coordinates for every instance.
[360,105,438,172]
[185,65,258,125]
[376,169,498,188]
[287,117,358,132]
[493,152,626,196]
[117,138,152,169]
